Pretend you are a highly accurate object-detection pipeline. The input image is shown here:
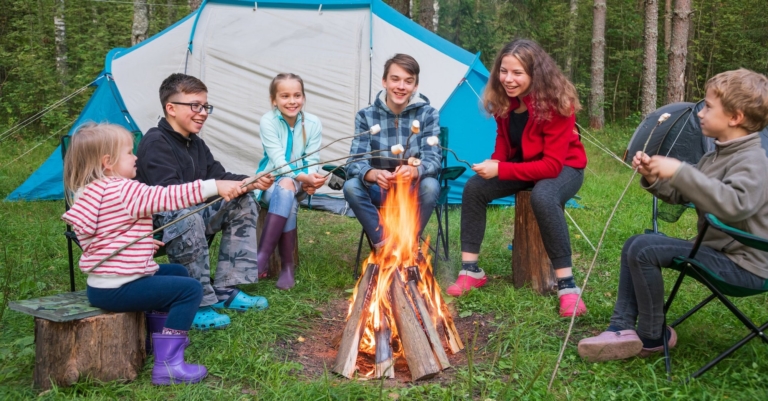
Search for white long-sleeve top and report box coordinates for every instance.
[62,177,217,288]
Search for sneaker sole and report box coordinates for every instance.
[578,340,642,362]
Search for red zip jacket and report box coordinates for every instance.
[491,96,587,182]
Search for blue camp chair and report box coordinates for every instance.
[325,127,465,278]
[662,213,768,380]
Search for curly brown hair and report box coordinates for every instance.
[483,39,581,121]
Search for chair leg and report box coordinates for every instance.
[670,294,717,328]
[354,229,368,279]
[443,203,450,260]
[689,321,768,380]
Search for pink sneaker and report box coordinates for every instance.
[559,293,587,317]
[638,326,677,358]
[446,269,487,297]
[578,330,643,362]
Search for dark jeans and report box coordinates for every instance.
[87,264,203,331]
[610,234,765,340]
[460,166,584,269]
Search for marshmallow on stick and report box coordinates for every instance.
[411,120,420,134]
[426,136,439,146]
[369,124,382,135]
[391,144,405,155]
[408,157,421,167]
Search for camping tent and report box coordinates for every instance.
[7,0,499,204]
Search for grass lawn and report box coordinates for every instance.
[0,126,766,400]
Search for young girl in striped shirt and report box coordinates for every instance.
[62,123,246,385]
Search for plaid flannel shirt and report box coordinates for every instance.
[346,91,442,186]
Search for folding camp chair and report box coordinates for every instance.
[662,213,768,380]
[324,127,465,278]
[62,130,143,291]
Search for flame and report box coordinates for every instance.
[345,174,455,374]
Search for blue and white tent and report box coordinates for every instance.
[8,0,497,204]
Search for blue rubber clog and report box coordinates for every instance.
[211,289,268,312]
[191,306,231,331]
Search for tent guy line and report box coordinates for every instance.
[1,119,76,170]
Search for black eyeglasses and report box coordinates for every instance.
[170,102,214,114]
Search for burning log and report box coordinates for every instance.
[440,303,465,354]
[405,266,451,370]
[374,316,394,379]
[333,263,379,378]
[390,272,441,381]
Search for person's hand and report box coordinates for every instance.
[394,165,419,182]
[376,169,395,190]
[303,183,318,195]
[302,172,328,189]
[243,174,273,191]
[216,180,246,201]
[152,239,164,255]
[471,160,499,179]
[646,156,682,180]
[632,151,656,184]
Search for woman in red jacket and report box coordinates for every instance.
[447,39,588,318]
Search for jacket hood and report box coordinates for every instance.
[373,90,431,115]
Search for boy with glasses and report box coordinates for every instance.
[136,73,273,330]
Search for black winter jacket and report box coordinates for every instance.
[136,118,249,187]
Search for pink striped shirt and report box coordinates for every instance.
[62,177,215,278]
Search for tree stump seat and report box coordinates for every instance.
[511,190,558,295]
[8,291,145,390]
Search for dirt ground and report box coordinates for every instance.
[277,296,497,385]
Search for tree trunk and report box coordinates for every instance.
[664,0,672,54]
[512,191,557,295]
[33,313,145,390]
[167,0,176,26]
[641,0,659,118]
[419,0,436,31]
[388,0,410,18]
[189,0,202,12]
[589,0,606,129]
[132,0,149,46]
[666,0,692,104]
[53,0,67,89]
[565,0,579,79]
[432,0,439,32]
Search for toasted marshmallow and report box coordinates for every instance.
[658,113,671,123]
[408,157,421,167]
[426,136,440,146]
[369,124,381,135]
[411,120,420,134]
[391,144,405,155]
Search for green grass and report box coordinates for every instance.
[1,126,767,400]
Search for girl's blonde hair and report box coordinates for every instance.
[483,39,581,121]
[269,73,307,145]
[63,123,134,205]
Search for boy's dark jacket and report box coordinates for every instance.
[136,118,248,188]
[643,133,768,279]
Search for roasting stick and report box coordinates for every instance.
[84,150,406,273]
[548,112,672,389]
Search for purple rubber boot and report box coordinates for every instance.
[151,333,207,385]
[257,213,288,278]
[145,312,167,353]
[276,229,297,290]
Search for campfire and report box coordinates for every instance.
[333,175,464,381]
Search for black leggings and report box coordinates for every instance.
[460,166,584,269]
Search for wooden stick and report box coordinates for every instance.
[374,315,395,379]
[333,263,379,378]
[405,266,451,370]
[390,272,440,381]
[440,302,464,353]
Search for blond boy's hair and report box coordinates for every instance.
[706,68,768,133]
[63,123,134,205]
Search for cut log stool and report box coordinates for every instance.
[8,291,145,390]
[512,190,558,295]
[256,211,300,278]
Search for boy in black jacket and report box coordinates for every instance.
[137,73,273,330]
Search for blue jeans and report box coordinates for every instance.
[259,177,303,231]
[610,234,764,340]
[87,264,203,331]
[342,176,440,245]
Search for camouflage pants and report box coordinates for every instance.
[154,195,260,307]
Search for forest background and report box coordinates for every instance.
[1,0,767,142]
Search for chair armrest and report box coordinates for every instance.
[322,164,346,180]
[439,166,466,182]
[705,213,768,252]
